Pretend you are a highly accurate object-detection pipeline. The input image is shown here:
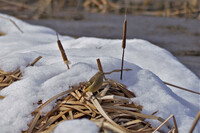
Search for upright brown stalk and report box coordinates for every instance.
[96,58,106,80]
[96,58,103,72]
[120,9,127,80]
[56,32,70,69]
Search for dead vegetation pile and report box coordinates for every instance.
[26,77,175,133]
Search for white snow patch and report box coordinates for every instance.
[53,119,98,133]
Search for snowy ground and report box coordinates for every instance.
[0,13,199,133]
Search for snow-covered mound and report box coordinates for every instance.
[0,13,199,133]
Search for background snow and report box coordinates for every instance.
[0,13,199,133]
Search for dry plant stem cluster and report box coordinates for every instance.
[26,78,174,133]
[0,56,42,97]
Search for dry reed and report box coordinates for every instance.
[26,75,174,133]
[0,56,42,91]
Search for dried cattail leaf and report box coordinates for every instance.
[27,112,41,133]
[122,119,142,127]
[87,91,129,132]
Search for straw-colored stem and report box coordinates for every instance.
[163,81,200,95]
[189,111,200,133]
[153,114,174,133]
[173,115,179,133]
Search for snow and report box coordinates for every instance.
[0,13,199,133]
[53,119,98,133]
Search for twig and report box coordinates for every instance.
[163,81,200,95]
[153,114,178,133]
[104,69,131,75]
[189,111,200,133]
[0,15,23,33]
[30,56,42,66]
[56,32,70,69]
[120,8,127,80]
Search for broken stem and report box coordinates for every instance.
[56,32,70,69]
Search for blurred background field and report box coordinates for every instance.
[0,0,199,77]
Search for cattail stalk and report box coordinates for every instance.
[97,58,106,80]
[56,32,70,69]
[120,9,127,80]
[97,58,103,72]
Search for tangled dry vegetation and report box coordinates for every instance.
[26,77,174,133]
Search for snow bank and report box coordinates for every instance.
[0,13,199,133]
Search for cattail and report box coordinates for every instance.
[120,9,127,80]
[56,32,70,69]
[97,58,103,72]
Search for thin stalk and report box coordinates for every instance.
[96,58,103,72]
[163,81,200,95]
[120,9,127,80]
[189,112,200,133]
[96,58,106,80]
[56,32,70,69]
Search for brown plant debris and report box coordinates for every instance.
[0,56,42,90]
[26,73,172,133]
[0,32,5,36]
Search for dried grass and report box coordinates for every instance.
[25,77,174,133]
[0,56,42,92]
